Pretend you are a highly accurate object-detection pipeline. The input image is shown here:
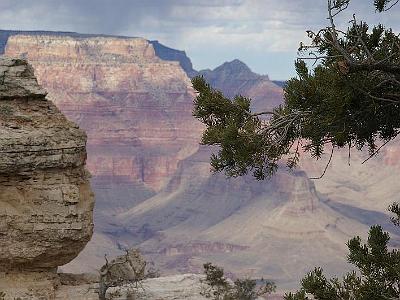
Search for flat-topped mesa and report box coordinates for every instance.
[0,57,94,274]
[6,35,157,63]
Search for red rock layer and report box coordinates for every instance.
[5,35,203,191]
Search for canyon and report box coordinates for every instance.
[1,30,399,293]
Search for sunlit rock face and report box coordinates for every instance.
[0,56,94,299]
[0,56,94,271]
[5,35,203,192]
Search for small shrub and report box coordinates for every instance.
[285,205,400,300]
[200,262,276,300]
[201,263,230,299]
[99,248,159,300]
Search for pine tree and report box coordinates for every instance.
[284,208,400,300]
[193,0,400,179]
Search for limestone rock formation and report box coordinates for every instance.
[0,56,94,298]
[0,30,197,79]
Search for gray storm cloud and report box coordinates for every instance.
[0,0,398,78]
[0,0,245,34]
[1,0,394,39]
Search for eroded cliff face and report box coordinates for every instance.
[5,35,202,192]
[0,57,94,298]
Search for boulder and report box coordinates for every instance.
[0,56,94,298]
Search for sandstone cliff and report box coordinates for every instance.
[0,56,94,299]
[5,34,203,193]
[0,30,196,80]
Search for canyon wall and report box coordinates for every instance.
[3,31,400,292]
[5,34,203,192]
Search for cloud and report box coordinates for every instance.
[0,0,399,79]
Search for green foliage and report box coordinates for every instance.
[200,262,276,300]
[374,0,398,11]
[388,202,400,225]
[192,0,400,179]
[201,263,231,299]
[332,0,397,12]
[192,77,279,179]
[284,224,400,300]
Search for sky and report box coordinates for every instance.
[0,0,399,79]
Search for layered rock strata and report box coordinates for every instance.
[0,57,94,298]
[5,34,203,192]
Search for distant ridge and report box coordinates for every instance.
[149,40,197,77]
[0,30,288,83]
[199,59,269,86]
[0,29,142,54]
[197,59,283,112]
[0,30,196,76]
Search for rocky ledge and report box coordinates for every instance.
[55,273,208,300]
[0,56,94,299]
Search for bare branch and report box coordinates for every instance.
[350,14,375,62]
[355,86,400,104]
[384,0,400,11]
[327,0,355,63]
[310,146,334,180]
[348,142,351,166]
[330,0,350,17]
[250,111,277,117]
[362,136,398,164]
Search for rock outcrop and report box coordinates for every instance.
[54,273,208,300]
[109,274,207,300]
[0,56,94,298]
